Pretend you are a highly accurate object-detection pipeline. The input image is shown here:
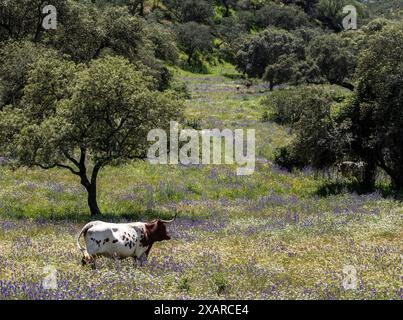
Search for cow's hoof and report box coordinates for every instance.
[81,257,87,266]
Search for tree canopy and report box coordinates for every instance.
[0,56,183,215]
[0,0,402,214]
[345,24,403,189]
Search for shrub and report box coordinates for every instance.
[212,272,230,295]
[262,85,350,125]
[176,22,213,66]
[274,145,306,171]
[178,276,191,292]
[268,85,352,170]
[236,28,304,79]
[169,79,191,99]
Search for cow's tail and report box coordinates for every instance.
[76,222,94,260]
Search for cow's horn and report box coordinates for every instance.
[161,212,178,224]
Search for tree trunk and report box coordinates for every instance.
[223,1,230,17]
[376,157,403,191]
[87,184,101,216]
[79,161,103,216]
[33,3,43,42]
[187,52,193,65]
[391,173,403,191]
[362,161,376,191]
[139,1,145,16]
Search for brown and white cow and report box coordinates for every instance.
[77,214,176,269]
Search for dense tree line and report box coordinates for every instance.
[0,0,401,216]
[266,21,403,191]
[0,1,397,76]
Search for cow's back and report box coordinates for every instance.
[84,222,141,258]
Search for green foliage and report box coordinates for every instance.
[212,271,230,295]
[0,1,179,89]
[236,28,305,79]
[45,1,105,62]
[255,3,312,30]
[266,22,403,190]
[178,276,191,292]
[274,145,306,171]
[316,0,368,31]
[1,0,397,79]
[366,0,402,20]
[215,0,238,16]
[235,26,358,88]
[307,33,358,89]
[361,17,395,35]
[263,54,311,89]
[291,88,341,170]
[267,85,352,170]
[168,79,192,99]
[316,0,348,31]
[262,86,319,125]
[176,22,213,65]
[145,23,179,63]
[215,16,247,63]
[0,41,59,106]
[264,84,349,123]
[0,56,183,215]
[0,0,68,42]
[162,0,215,24]
[342,23,403,189]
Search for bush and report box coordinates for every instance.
[262,85,350,125]
[176,22,213,66]
[307,33,358,89]
[0,41,59,106]
[269,85,352,170]
[274,145,305,171]
[342,23,403,190]
[255,4,311,30]
[236,28,304,79]
[169,79,191,99]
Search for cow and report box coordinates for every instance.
[76,214,177,269]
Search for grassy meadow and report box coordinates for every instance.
[0,65,402,300]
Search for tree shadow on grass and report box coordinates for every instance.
[315,181,403,200]
[221,72,245,80]
[2,208,180,224]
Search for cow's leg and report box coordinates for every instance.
[89,256,97,270]
[112,252,121,270]
[112,253,118,266]
[138,254,148,267]
[81,253,93,267]
[132,256,138,267]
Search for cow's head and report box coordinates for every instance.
[145,219,171,242]
[144,213,177,246]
